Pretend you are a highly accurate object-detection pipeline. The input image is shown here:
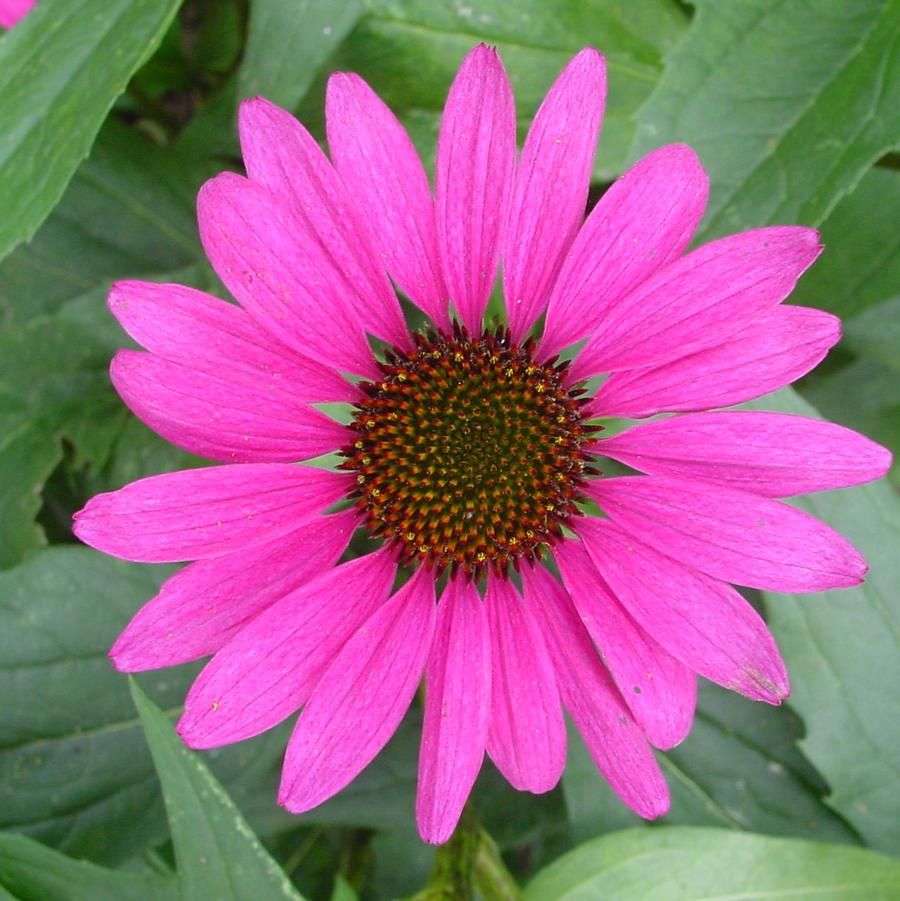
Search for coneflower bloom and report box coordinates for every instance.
[74,45,890,844]
[0,0,35,29]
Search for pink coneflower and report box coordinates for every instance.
[74,45,890,844]
[0,0,36,29]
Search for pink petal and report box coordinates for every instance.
[503,48,607,340]
[110,510,357,671]
[590,305,840,418]
[238,98,408,349]
[0,0,35,29]
[587,476,867,592]
[554,541,696,750]
[435,45,516,332]
[596,411,892,497]
[197,172,378,378]
[279,568,436,813]
[484,575,566,793]
[578,520,789,703]
[73,465,351,563]
[326,72,450,330]
[540,144,709,358]
[417,577,491,844]
[177,549,397,749]
[521,564,669,819]
[111,350,349,464]
[108,281,356,404]
[571,226,822,380]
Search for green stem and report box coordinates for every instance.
[406,805,522,901]
[474,827,523,901]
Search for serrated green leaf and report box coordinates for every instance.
[0,119,216,565]
[0,832,175,901]
[741,388,900,853]
[524,827,900,900]
[238,0,365,110]
[0,0,184,262]
[130,680,306,901]
[631,0,900,240]
[297,0,686,180]
[0,546,295,864]
[562,682,858,843]
[0,416,64,568]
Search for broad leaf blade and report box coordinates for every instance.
[524,827,900,900]
[0,0,184,262]
[0,547,293,864]
[0,120,204,327]
[562,682,858,843]
[238,0,365,110]
[0,832,175,901]
[130,680,306,901]
[745,388,900,852]
[631,0,900,239]
[788,167,900,320]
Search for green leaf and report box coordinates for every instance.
[802,359,900,488]
[0,117,217,567]
[631,0,900,239]
[0,546,294,865]
[0,0,184,262]
[300,0,686,180]
[524,827,900,900]
[843,296,900,374]
[130,680,306,901]
[0,303,126,567]
[742,388,900,853]
[238,0,365,110]
[562,682,858,843]
[0,120,204,327]
[788,167,900,320]
[0,417,65,569]
[0,832,175,901]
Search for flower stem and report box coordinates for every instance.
[473,826,523,901]
[407,805,522,901]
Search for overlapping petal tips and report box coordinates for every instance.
[521,565,670,819]
[109,510,357,672]
[417,577,492,844]
[590,305,840,418]
[110,350,350,464]
[484,576,567,793]
[585,476,867,592]
[571,226,823,380]
[540,143,709,358]
[503,48,607,341]
[73,465,352,563]
[554,541,697,750]
[326,72,450,330]
[279,568,436,814]
[197,172,378,378]
[177,549,397,750]
[595,411,892,497]
[107,281,356,404]
[237,97,409,349]
[435,44,516,333]
[576,521,789,705]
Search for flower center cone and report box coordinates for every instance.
[342,324,600,578]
